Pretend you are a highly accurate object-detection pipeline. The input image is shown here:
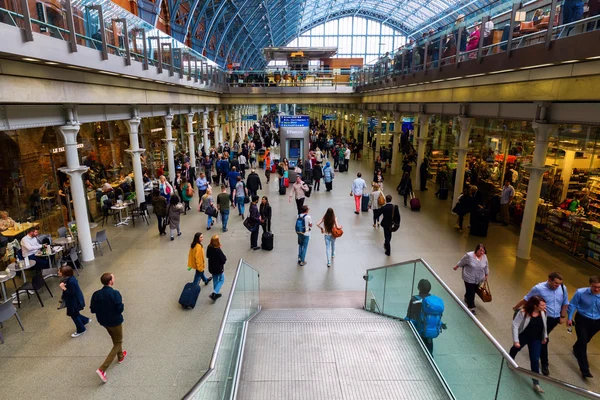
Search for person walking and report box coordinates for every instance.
[238,153,247,179]
[351,172,368,215]
[181,177,193,214]
[568,276,600,379]
[316,207,342,268]
[420,157,429,191]
[195,172,209,203]
[246,169,262,198]
[452,187,474,233]
[232,175,248,216]
[453,243,489,315]
[373,169,384,191]
[259,196,272,234]
[512,272,569,377]
[312,161,323,191]
[323,161,335,192]
[206,235,227,301]
[58,265,91,338]
[295,205,312,266]
[188,232,212,286]
[151,188,167,236]
[248,195,261,250]
[379,195,400,256]
[396,172,413,208]
[500,179,515,226]
[200,188,216,230]
[168,195,184,240]
[289,176,309,214]
[510,296,548,393]
[91,272,126,383]
[216,185,230,232]
[369,183,385,227]
[158,175,173,203]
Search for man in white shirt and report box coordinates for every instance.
[344,147,351,170]
[20,227,49,270]
[500,180,515,226]
[289,176,309,214]
[238,154,247,179]
[483,19,494,46]
[351,172,368,214]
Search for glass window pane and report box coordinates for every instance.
[339,17,352,34]
[367,20,380,35]
[298,36,310,47]
[353,36,366,55]
[324,20,338,33]
[325,35,337,47]
[354,17,366,35]
[338,36,352,54]
[381,25,394,35]
[287,38,298,47]
[367,36,379,53]
[311,25,324,35]
[311,36,324,47]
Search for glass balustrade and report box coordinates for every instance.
[364,259,600,400]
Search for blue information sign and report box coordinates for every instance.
[280,115,310,127]
[242,114,257,121]
[322,114,337,121]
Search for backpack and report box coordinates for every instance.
[295,214,307,234]
[413,295,444,339]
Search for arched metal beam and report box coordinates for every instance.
[223,4,266,63]
[215,0,257,60]
[201,0,232,52]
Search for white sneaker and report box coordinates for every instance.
[533,384,544,393]
[71,331,85,338]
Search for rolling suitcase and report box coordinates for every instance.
[212,175,220,185]
[284,178,290,188]
[438,188,448,200]
[339,163,347,172]
[261,231,274,251]
[361,194,369,212]
[279,185,286,195]
[470,209,490,237]
[179,282,201,309]
[305,184,312,198]
[410,192,421,211]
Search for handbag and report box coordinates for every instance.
[476,280,492,302]
[185,183,193,197]
[331,226,343,238]
[377,192,386,207]
[244,196,250,204]
[243,217,257,231]
[391,205,400,232]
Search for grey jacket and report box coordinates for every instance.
[512,310,548,343]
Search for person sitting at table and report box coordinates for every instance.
[20,227,50,271]
[0,210,15,231]
[101,179,112,193]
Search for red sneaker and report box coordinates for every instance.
[96,369,107,383]
[118,350,127,364]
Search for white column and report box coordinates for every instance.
[336,111,341,134]
[202,110,210,153]
[517,123,556,260]
[163,114,176,183]
[375,112,383,154]
[452,117,472,209]
[363,114,369,160]
[415,114,430,190]
[124,118,146,207]
[186,112,196,168]
[560,150,576,202]
[353,113,359,140]
[213,109,220,145]
[391,113,400,176]
[57,125,94,262]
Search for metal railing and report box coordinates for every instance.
[364,258,600,399]
[183,259,260,400]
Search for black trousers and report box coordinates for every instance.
[541,316,560,367]
[295,198,305,214]
[261,219,271,234]
[383,227,392,255]
[464,281,479,309]
[325,181,332,191]
[574,314,600,373]
[403,193,409,207]
[250,226,259,248]
[313,178,320,191]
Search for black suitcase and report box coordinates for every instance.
[361,194,369,212]
[470,209,490,237]
[261,231,274,251]
[339,163,347,172]
[279,185,286,195]
[305,184,312,198]
[179,282,201,309]
[438,188,448,200]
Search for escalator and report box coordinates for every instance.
[184,259,600,400]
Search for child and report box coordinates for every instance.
[168,194,185,240]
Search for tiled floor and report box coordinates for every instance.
[0,149,599,399]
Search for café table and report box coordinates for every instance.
[0,222,40,239]
[8,259,36,284]
[111,203,131,226]
[35,246,63,271]
[0,268,16,300]
[54,236,76,251]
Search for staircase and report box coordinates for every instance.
[236,308,450,400]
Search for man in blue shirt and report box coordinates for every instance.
[568,276,600,379]
[513,272,568,377]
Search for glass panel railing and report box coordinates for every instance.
[184,259,260,400]
[364,259,600,399]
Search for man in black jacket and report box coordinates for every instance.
[379,195,401,256]
[246,169,263,197]
[91,273,125,383]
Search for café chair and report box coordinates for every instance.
[0,300,24,344]
[92,230,112,256]
[131,202,150,226]
[15,274,53,308]
[57,227,68,238]
[68,247,81,275]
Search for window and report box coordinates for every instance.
[285,17,405,63]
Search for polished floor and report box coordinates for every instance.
[0,150,599,399]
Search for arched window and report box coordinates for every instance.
[284,17,405,65]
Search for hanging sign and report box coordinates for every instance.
[322,114,337,121]
[280,115,310,128]
[52,144,84,154]
[242,115,257,121]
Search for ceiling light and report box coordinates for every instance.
[45,61,59,65]
[99,70,118,76]
[489,69,515,74]
[466,73,485,78]
[446,76,463,80]
[431,79,444,83]
[520,63,554,70]
[22,57,39,62]
[560,60,579,64]
[586,56,600,60]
